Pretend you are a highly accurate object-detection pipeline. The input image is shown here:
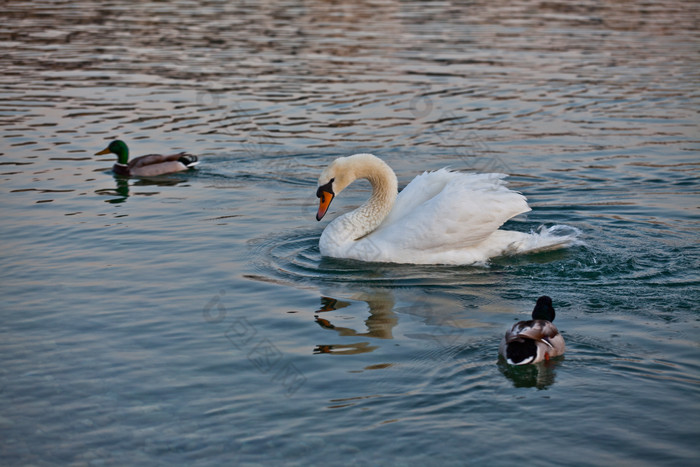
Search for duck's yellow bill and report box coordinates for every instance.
[316,191,334,221]
[95,147,111,156]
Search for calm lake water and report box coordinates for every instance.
[1,0,699,465]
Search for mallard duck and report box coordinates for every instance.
[314,153,579,264]
[95,140,199,177]
[498,296,565,365]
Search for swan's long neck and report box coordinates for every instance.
[335,155,398,241]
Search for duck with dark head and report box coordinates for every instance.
[95,140,199,177]
[499,296,566,365]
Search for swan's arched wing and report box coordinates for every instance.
[380,169,463,226]
[372,170,530,251]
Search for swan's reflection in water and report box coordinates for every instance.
[312,290,398,355]
[313,342,378,355]
[497,357,562,390]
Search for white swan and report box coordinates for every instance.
[315,153,579,265]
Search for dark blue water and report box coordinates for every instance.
[1,1,699,465]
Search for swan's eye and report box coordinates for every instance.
[316,179,335,198]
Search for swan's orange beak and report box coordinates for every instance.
[316,190,334,221]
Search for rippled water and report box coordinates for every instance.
[2,1,699,465]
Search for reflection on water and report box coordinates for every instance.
[94,176,191,204]
[497,358,561,390]
[95,177,130,203]
[314,292,397,340]
[312,291,398,355]
[313,342,378,356]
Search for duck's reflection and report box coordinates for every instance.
[497,357,562,390]
[312,290,398,355]
[95,176,188,204]
[94,177,130,203]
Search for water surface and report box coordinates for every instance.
[1,1,699,465]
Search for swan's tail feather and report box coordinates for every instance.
[508,225,583,255]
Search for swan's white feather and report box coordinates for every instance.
[317,155,580,265]
[374,170,530,251]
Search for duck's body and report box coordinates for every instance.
[499,296,565,365]
[96,140,199,177]
[315,153,578,265]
